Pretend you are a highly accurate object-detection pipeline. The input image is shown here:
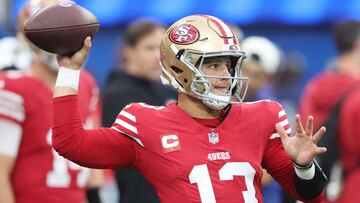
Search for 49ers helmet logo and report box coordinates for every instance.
[169,24,199,45]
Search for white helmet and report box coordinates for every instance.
[241,36,281,75]
[0,36,32,70]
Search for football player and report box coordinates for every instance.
[0,1,103,203]
[300,21,360,202]
[52,15,327,202]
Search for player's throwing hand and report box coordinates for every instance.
[57,37,92,70]
[54,37,92,97]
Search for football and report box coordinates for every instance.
[24,1,99,55]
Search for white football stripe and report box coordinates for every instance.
[0,105,25,122]
[0,89,24,105]
[119,110,136,122]
[278,110,286,118]
[115,118,138,134]
[111,126,144,147]
[270,133,280,139]
[278,119,289,127]
[0,89,25,122]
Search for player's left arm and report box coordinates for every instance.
[262,103,327,201]
[278,114,328,199]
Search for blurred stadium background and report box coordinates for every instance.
[1,1,359,202]
[2,0,358,93]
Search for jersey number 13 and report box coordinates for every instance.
[189,162,257,203]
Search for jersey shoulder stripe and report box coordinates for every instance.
[0,88,25,123]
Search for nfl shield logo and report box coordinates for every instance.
[208,132,219,144]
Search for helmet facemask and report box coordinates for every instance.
[179,49,249,109]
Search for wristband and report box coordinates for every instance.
[294,161,315,180]
[55,66,80,91]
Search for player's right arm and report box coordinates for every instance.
[52,37,136,169]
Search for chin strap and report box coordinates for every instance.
[201,92,231,110]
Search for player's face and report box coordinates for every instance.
[200,56,232,95]
[132,28,164,81]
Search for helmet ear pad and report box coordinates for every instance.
[168,64,192,92]
[165,49,204,94]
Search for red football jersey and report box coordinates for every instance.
[110,101,303,203]
[0,70,100,203]
[53,92,324,202]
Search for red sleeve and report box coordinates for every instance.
[52,95,137,169]
[79,70,102,128]
[340,92,360,170]
[263,139,323,202]
[84,86,102,129]
[338,101,360,203]
[262,102,324,203]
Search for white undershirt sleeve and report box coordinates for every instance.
[0,118,22,157]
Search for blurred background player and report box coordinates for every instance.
[300,21,360,203]
[241,36,282,102]
[0,0,103,203]
[102,19,176,203]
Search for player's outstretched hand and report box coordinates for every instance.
[276,114,327,166]
[57,36,92,70]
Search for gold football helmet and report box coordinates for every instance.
[160,15,249,109]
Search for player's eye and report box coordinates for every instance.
[208,64,217,69]
[204,62,231,71]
